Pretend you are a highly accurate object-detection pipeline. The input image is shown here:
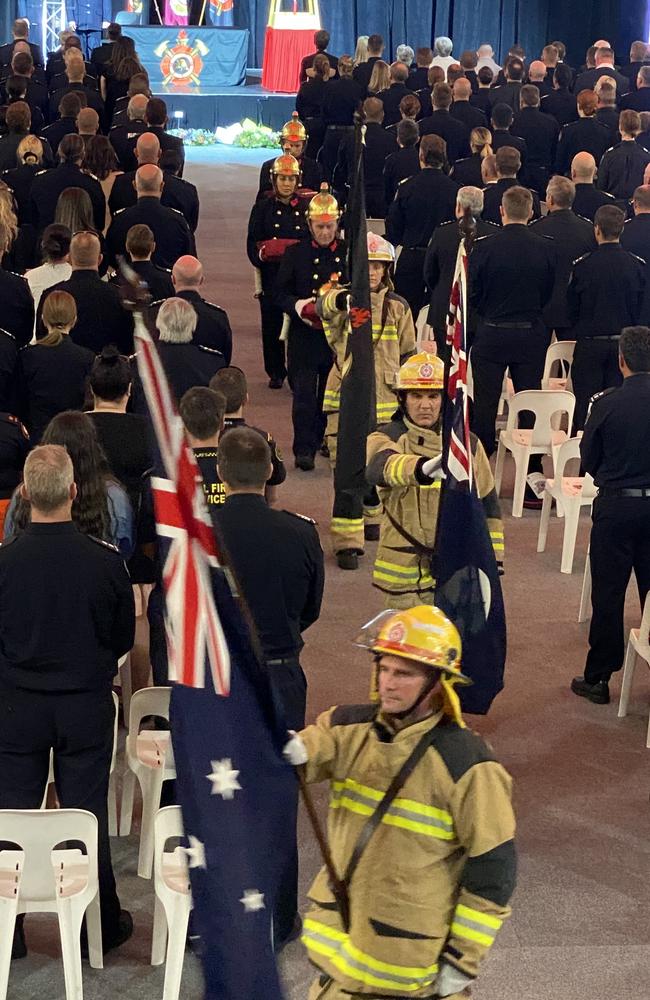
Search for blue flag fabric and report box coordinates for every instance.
[171,566,295,999]
[206,0,235,26]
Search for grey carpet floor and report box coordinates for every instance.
[6,147,650,1000]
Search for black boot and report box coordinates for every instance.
[337,549,359,570]
[295,453,315,471]
[570,677,610,704]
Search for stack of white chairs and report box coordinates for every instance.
[541,340,575,392]
[151,806,193,1000]
[0,809,102,1000]
[119,687,175,878]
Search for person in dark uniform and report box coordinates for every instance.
[179,385,227,510]
[7,52,48,124]
[299,30,339,84]
[488,57,524,111]
[109,223,175,302]
[469,186,555,487]
[90,23,121,76]
[143,99,185,177]
[512,84,559,196]
[424,186,497,357]
[555,90,612,176]
[168,255,232,361]
[378,61,411,127]
[246,154,309,387]
[621,184,650,257]
[210,365,286,503]
[620,43,650,94]
[320,55,361,181]
[352,34,384,97]
[470,66,495,116]
[275,185,347,469]
[106,164,194,270]
[571,326,650,704]
[257,113,323,199]
[40,92,83,154]
[37,232,134,355]
[574,47,630,96]
[0,412,29,529]
[529,175,596,340]
[407,47,433,92]
[571,150,623,220]
[0,20,43,71]
[540,64,577,127]
[450,127,493,188]
[621,66,650,111]
[567,204,646,429]
[383,118,420,206]
[214,426,324,949]
[108,93,149,173]
[450,78,487,130]
[0,443,135,959]
[108,133,199,233]
[419,83,471,166]
[489,103,527,162]
[333,97,396,216]
[47,53,104,125]
[30,134,105,234]
[0,226,35,346]
[598,110,650,200]
[155,296,226,401]
[482,146,541,225]
[386,134,458,320]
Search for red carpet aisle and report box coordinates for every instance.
[7,146,650,999]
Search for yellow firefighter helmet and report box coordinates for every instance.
[280,111,308,143]
[307,182,341,223]
[395,352,445,391]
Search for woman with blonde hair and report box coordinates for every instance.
[353,35,369,67]
[367,59,391,96]
[0,180,18,257]
[451,126,493,187]
[18,290,95,442]
[2,136,43,270]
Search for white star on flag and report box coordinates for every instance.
[206,758,242,799]
[240,889,265,912]
[185,835,206,869]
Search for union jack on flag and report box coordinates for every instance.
[134,315,231,693]
[445,243,472,489]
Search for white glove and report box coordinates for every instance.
[421,455,445,480]
[283,731,308,766]
[435,962,473,997]
[294,298,314,326]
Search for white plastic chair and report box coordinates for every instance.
[541,340,575,392]
[40,693,120,836]
[617,594,650,745]
[496,369,513,418]
[536,438,597,573]
[151,806,193,1000]
[0,809,102,1000]
[415,305,434,349]
[119,687,175,878]
[366,218,386,236]
[494,390,575,517]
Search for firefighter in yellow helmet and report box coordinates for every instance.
[366,354,504,608]
[257,111,324,199]
[275,183,349,468]
[284,605,516,1000]
[316,231,417,569]
[246,153,310,388]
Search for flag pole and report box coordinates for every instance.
[297,770,351,931]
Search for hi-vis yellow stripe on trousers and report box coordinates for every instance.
[451,903,503,948]
[330,777,454,839]
[302,918,439,992]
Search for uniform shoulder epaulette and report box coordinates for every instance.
[283,509,317,525]
[397,176,411,187]
[155,265,172,274]
[198,344,224,355]
[574,212,593,223]
[148,298,165,308]
[472,233,493,244]
[629,251,647,265]
[572,251,591,266]
[87,534,119,553]
[482,220,499,229]
[0,329,17,341]
[603,145,615,154]
[3,413,29,438]
[438,219,454,227]
[204,300,227,313]
[35,168,48,175]
[113,207,127,216]
[0,534,18,549]
[331,704,377,727]
[589,386,616,406]
[429,722,495,782]
[168,207,184,216]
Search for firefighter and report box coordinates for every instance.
[284,604,516,1000]
[366,354,503,608]
[257,112,324,198]
[317,232,417,570]
[246,152,310,388]
[275,184,348,470]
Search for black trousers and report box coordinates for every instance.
[287,331,331,457]
[572,338,623,432]
[321,127,353,182]
[259,292,287,382]
[394,248,427,321]
[267,656,306,945]
[0,686,121,935]
[471,322,550,459]
[585,496,650,684]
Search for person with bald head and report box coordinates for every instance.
[450,77,486,130]
[570,150,622,219]
[37,231,134,354]
[574,46,629,96]
[108,93,151,171]
[106,162,194,269]
[48,52,104,125]
[108,131,199,231]
[76,107,99,153]
[527,60,552,98]
[148,255,232,362]
[334,96,396,215]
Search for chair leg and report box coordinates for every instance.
[85,894,103,970]
[137,769,165,879]
[560,504,580,574]
[119,769,136,837]
[537,492,553,552]
[107,773,118,838]
[494,440,506,496]
[617,643,637,718]
[151,896,168,966]
[0,899,18,1000]
[511,448,530,519]
[645,700,650,750]
[578,555,592,623]
[57,898,84,1000]
[162,899,191,1000]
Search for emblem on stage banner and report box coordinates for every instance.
[126,0,143,12]
[211,0,234,10]
[155,30,209,87]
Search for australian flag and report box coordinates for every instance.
[134,314,294,999]
[433,240,507,715]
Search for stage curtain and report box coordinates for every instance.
[2,1,18,46]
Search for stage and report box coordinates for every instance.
[153,76,295,131]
